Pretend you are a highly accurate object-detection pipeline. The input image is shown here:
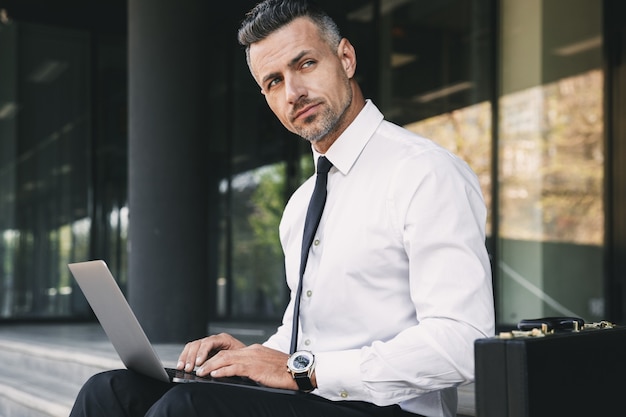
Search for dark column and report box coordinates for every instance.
[606,0,626,324]
[128,0,211,342]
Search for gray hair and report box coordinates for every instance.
[237,0,342,68]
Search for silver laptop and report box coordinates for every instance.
[68,260,294,394]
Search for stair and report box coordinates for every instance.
[0,342,92,417]
[0,323,181,417]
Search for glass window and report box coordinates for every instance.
[0,19,18,318]
[0,18,128,319]
[0,22,91,318]
[220,163,290,319]
[497,0,604,324]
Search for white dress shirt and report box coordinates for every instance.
[263,100,495,417]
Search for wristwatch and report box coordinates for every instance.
[287,350,316,392]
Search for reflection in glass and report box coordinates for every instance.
[220,163,292,320]
[0,20,128,319]
[499,71,603,244]
[497,0,603,324]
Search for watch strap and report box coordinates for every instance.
[293,372,315,392]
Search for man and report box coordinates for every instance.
[69,1,494,416]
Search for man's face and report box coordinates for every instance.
[249,17,354,144]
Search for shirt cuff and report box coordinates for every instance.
[314,349,366,401]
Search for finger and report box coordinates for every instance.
[177,333,246,372]
[195,337,219,366]
[196,350,239,377]
[194,333,246,365]
[177,340,200,371]
[184,336,225,371]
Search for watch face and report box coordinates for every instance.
[292,354,310,370]
[288,350,314,372]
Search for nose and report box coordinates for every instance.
[285,74,307,104]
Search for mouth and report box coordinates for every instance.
[293,102,319,121]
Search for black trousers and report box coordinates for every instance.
[69,370,424,417]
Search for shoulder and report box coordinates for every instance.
[373,120,470,172]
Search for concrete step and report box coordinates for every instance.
[0,323,180,417]
[0,334,117,417]
[0,358,81,417]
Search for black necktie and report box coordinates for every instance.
[290,156,333,354]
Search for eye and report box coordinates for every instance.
[267,76,282,90]
[301,60,315,69]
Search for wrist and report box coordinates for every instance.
[287,350,316,392]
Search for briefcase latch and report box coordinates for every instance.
[498,318,615,339]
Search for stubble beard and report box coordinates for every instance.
[296,84,353,144]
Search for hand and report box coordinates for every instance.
[177,332,246,373]
[176,333,302,390]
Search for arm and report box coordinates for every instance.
[314,149,495,405]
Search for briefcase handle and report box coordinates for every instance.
[517,316,584,333]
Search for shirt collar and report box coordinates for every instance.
[312,99,384,175]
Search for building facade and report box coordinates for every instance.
[1,0,625,342]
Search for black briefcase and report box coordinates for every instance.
[474,319,626,417]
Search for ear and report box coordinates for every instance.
[337,38,357,78]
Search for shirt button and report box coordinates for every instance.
[313,239,320,246]
[306,290,312,297]
[304,339,311,346]
[340,391,349,398]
